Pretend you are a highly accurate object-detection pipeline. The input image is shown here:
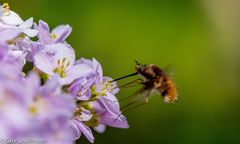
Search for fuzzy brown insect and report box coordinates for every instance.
[112,61,178,104]
[135,63,178,103]
[112,62,178,121]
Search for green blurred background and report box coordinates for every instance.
[6,0,240,143]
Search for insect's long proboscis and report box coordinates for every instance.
[110,72,138,82]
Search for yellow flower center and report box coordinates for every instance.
[50,33,57,40]
[73,105,99,127]
[7,33,26,45]
[90,80,114,99]
[28,106,37,115]
[28,96,47,116]
[53,58,70,78]
[1,3,10,16]
[84,113,99,127]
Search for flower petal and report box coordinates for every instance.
[19,17,33,29]
[75,120,94,143]
[71,121,82,139]
[7,50,26,65]
[60,64,93,85]
[93,58,103,78]
[37,20,51,44]
[34,47,56,75]
[80,109,92,121]
[97,93,129,128]
[24,72,40,103]
[30,41,44,53]
[51,24,72,43]
[0,43,7,59]
[34,43,76,76]
[94,124,106,133]
[38,20,50,32]
[0,10,23,25]
[0,23,22,43]
[100,111,129,129]
[22,28,38,37]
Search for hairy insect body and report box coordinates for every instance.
[136,64,178,103]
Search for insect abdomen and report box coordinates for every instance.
[157,78,178,104]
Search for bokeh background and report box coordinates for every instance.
[6,0,240,143]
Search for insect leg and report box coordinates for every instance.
[113,89,151,123]
[116,86,146,103]
[120,95,145,110]
[114,95,145,121]
[123,88,151,110]
[118,78,144,88]
[113,95,148,123]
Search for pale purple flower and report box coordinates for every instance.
[76,58,120,94]
[5,36,40,63]
[34,20,72,45]
[0,43,23,80]
[72,58,129,133]
[7,49,27,65]
[92,92,129,129]
[0,24,22,43]
[68,58,97,100]
[0,3,37,43]
[18,17,38,37]
[69,58,104,100]
[15,37,35,62]
[0,4,130,143]
[69,76,95,100]
[71,108,94,143]
[0,3,38,38]
[90,77,129,129]
[0,41,28,66]
[0,17,38,43]
[24,73,75,143]
[0,72,76,144]
[34,43,92,85]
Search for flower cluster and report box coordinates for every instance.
[0,3,128,144]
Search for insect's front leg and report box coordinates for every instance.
[119,78,144,88]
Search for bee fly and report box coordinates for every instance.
[112,60,178,105]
